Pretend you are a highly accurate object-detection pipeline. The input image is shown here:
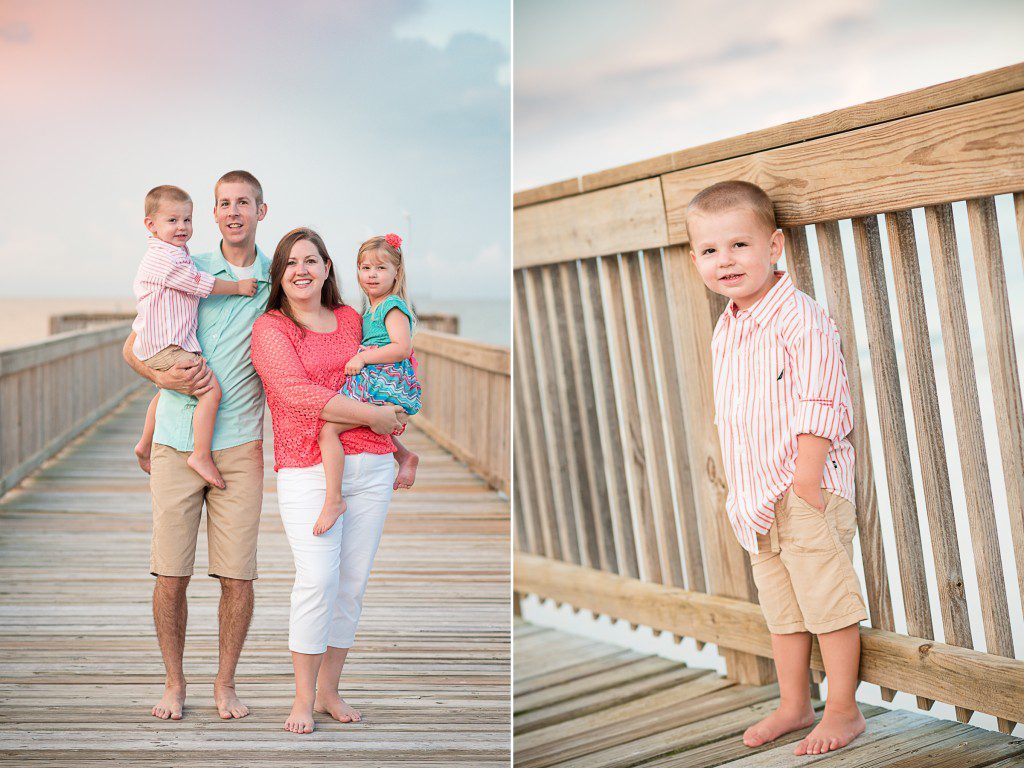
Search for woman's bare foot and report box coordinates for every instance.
[285,698,316,733]
[314,690,362,722]
[213,681,250,719]
[794,704,866,755]
[743,703,816,747]
[135,440,152,474]
[393,448,419,490]
[151,682,186,720]
[313,499,347,536]
[187,452,226,489]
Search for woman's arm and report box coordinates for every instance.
[351,308,413,367]
[320,394,406,434]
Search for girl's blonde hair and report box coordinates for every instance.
[357,235,415,322]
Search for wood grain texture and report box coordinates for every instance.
[0,394,510,765]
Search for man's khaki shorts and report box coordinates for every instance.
[749,489,869,635]
[150,440,264,580]
[143,344,202,372]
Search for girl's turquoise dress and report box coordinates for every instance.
[339,295,422,415]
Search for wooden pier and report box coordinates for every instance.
[0,385,509,764]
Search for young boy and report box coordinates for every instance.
[132,185,257,488]
[687,180,869,756]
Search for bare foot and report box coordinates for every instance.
[187,452,226,489]
[393,448,419,490]
[285,698,316,733]
[743,703,816,747]
[794,704,866,755]
[151,682,186,720]
[135,440,152,474]
[314,690,362,723]
[213,681,250,719]
[313,498,347,536]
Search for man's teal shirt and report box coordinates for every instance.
[153,243,271,452]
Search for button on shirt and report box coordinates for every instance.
[153,243,271,453]
[711,271,855,554]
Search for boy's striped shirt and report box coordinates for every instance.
[710,271,855,554]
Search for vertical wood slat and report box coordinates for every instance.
[579,258,639,580]
[523,268,581,564]
[885,209,975,724]
[599,254,663,584]
[851,215,936,711]
[927,202,1017,731]
[512,326,540,555]
[540,266,596,568]
[784,226,816,298]
[561,262,618,572]
[514,270,561,560]
[620,252,685,587]
[815,220,898,703]
[644,250,707,593]
[662,245,776,685]
[968,196,1024,734]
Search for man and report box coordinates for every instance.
[123,170,270,721]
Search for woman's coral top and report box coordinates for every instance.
[251,305,395,470]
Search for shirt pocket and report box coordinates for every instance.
[753,342,787,405]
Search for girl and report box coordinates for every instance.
[314,233,422,536]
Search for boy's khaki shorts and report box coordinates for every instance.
[749,489,869,635]
[143,344,201,372]
[149,440,264,580]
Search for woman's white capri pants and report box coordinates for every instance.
[276,452,394,654]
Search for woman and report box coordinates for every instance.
[251,227,413,734]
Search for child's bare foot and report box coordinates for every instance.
[285,698,315,733]
[187,452,226,489]
[743,703,816,747]
[394,449,419,490]
[151,681,186,720]
[135,441,152,474]
[313,499,347,536]
[794,703,865,755]
[314,690,362,722]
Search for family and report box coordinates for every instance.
[122,170,421,734]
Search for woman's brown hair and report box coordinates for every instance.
[265,227,344,332]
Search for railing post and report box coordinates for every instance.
[663,245,776,685]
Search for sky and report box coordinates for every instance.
[515,0,1024,190]
[0,0,510,304]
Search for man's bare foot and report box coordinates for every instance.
[135,441,152,474]
[743,703,816,747]
[213,681,250,719]
[394,449,419,490]
[314,690,362,723]
[794,704,866,755]
[313,499,347,536]
[187,452,226,489]
[285,698,316,733]
[151,682,186,720]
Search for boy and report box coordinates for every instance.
[132,185,257,489]
[687,180,869,756]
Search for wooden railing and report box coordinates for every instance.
[412,329,511,494]
[49,313,136,335]
[512,62,1024,733]
[0,323,143,497]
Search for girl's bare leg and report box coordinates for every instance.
[392,435,419,489]
[314,423,347,535]
[186,375,225,488]
[135,393,160,474]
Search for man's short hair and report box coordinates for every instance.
[685,180,777,236]
[215,170,264,206]
[144,185,191,218]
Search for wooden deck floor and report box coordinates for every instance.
[0,392,510,766]
[514,619,1024,767]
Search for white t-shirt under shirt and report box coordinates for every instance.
[229,262,257,280]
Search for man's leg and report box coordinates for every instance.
[152,575,190,720]
[215,576,254,719]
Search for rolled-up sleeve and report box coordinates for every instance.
[140,246,216,298]
[791,322,853,443]
[251,317,337,422]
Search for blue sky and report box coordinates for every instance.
[515,0,1024,189]
[0,0,510,302]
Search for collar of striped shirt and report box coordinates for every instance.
[725,270,794,327]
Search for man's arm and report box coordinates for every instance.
[122,332,215,397]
